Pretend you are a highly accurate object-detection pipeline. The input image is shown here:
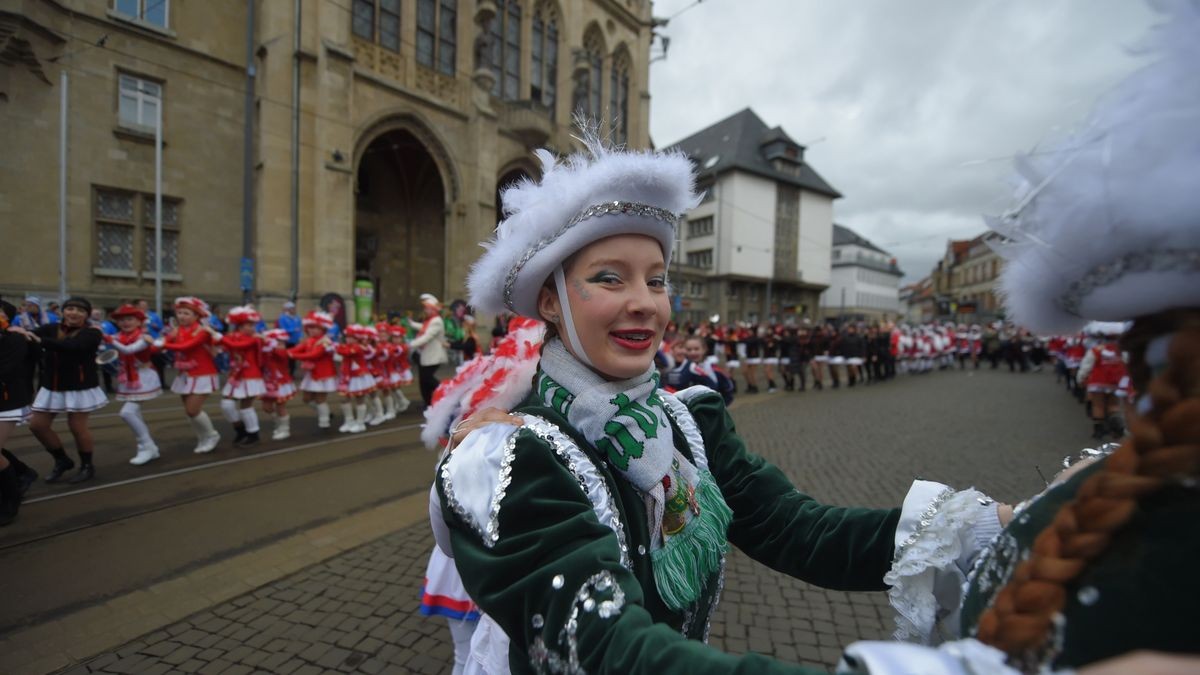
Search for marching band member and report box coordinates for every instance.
[388,324,413,415]
[335,325,376,433]
[260,328,296,440]
[2,301,41,524]
[365,325,389,425]
[106,304,163,465]
[1076,322,1129,440]
[288,311,337,429]
[25,297,108,483]
[219,306,267,447]
[160,297,221,454]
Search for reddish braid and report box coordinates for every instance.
[976,315,1200,656]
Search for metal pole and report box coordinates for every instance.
[154,91,163,317]
[290,0,302,302]
[242,0,257,304]
[59,70,68,302]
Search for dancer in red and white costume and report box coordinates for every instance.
[365,325,388,426]
[219,306,266,447]
[105,304,163,465]
[288,311,337,429]
[336,325,376,433]
[387,325,413,415]
[260,328,296,440]
[160,297,222,453]
[1077,321,1128,440]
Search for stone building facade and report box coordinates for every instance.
[1,0,655,318]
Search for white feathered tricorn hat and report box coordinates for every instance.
[989,0,1200,335]
[468,135,701,318]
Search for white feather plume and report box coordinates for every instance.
[990,0,1200,333]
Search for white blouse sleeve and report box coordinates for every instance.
[884,480,1003,645]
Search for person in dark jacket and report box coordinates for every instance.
[1,300,41,525]
[839,323,867,387]
[786,325,813,392]
[19,297,108,484]
[662,335,735,404]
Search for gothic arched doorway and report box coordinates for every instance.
[355,129,446,317]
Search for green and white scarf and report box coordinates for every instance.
[538,339,732,611]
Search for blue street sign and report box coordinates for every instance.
[240,257,254,291]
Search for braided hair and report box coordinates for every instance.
[976,310,1200,656]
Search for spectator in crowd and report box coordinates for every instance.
[408,294,448,407]
[14,296,47,330]
[276,300,303,347]
[45,301,61,325]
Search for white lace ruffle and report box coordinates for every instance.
[839,638,1021,675]
[885,481,1002,644]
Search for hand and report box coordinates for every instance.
[448,407,523,451]
[1079,651,1200,675]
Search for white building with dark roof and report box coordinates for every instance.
[820,224,904,322]
[666,108,840,325]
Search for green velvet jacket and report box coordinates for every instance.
[437,386,901,674]
[959,456,1200,671]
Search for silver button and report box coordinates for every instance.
[552,574,565,589]
[1077,585,1100,606]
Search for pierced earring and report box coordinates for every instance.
[548,315,559,323]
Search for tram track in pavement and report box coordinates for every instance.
[0,424,424,552]
[0,410,442,634]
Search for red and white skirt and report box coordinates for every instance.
[171,372,221,395]
[223,377,268,399]
[392,369,413,386]
[116,366,162,402]
[300,374,338,393]
[32,387,108,413]
[263,381,297,402]
[339,374,376,396]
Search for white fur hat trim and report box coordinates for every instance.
[989,1,1200,334]
[468,138,700,318]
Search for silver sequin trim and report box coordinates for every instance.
[659,391,713,473]
[529,571,627,675]
[702,553,728,643]
[438,426,521,548]
[1059,248,1200,317]
[522,415,633,569]
[891,487,955,564]
[503,201,682,311]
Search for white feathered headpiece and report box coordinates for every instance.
[989,0,1200,334]
[468,135,701,318]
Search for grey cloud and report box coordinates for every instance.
[651,0,1158,280]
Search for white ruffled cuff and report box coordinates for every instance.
[838,639,1022,675]
[884,480,1001,645]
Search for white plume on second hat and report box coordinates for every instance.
[467,136,701,319]
[989,0,1200,335]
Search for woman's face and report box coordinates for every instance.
[118,316,141,332]
[237,321,255,335]
[305,325,324,338]
[62,305,87,327]
[539,234,670,381]
[176,308,197,326]
[423,304,439,318]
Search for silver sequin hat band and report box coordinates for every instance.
[502,200,681,312]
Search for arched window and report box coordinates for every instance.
[610,48,630,144]
[417,0,457,76]
[578,26,605,123]
[531,2,559,114]
[489,0,522,99]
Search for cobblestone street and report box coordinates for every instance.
[69,367,1089,674]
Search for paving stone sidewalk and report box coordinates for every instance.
[68,368,1085,674]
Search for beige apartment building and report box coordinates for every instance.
[1,0,655,317]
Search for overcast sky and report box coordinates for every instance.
[649,0,1160,282]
